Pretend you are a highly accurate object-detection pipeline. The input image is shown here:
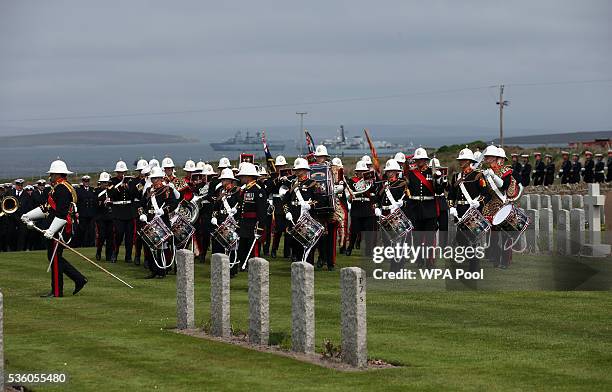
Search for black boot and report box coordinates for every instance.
[73,278,88,295]
[95,251,101,261]
[271,249,277,258]
[110,252,117,263]
[133,256,140,266]
[345,247,352,256]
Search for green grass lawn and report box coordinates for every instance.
[1,247,611,391]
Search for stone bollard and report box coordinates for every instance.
[540,194,551,209]
[291,262,315,354]
[557,209,570,255]
[530,194,541,210]
[570,208,585,255]
[248,258,269,346]
[211,253,231,337]
[176,249,195,329]
[340,268,368,368]
[539,208,554,252]
[551,195,561,225]
[526,209,539,253]
[561,195,572,211]
[1,292,3,392]
[520,195,531,210]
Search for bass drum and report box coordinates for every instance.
[140,216,173,250]
[310,163,336,214]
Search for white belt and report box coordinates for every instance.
[352,197,371,201]
[409,196,434,201]
[112,201,132,205]
[272,193,281,198]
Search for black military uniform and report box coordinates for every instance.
[434,169,449,247]
[559,155,572,184]
[482,166,515,269]
[447,168,488,271]
[234,180,267,276]
[258,175,273,256]
[346,175,378,256]
[76,183,97,247]
[607,153,612,182]
[594,155,605,183]
[520,158,531,187]
[269,171,293,259]
[142,184,179,278]
[108,175,136,262]
[0,186,7,252]
[9,183,32,251]
[511,155,522,185]
[570,155,582,184]
[283,176,320,264]
[131,175,147,265]
[544,156,555,186]
[532,156,545,186]
[94,185,114,261]
[405,167,443,267]
[42,179,87,297]
[582,155,595,183]
[210,183,241,255]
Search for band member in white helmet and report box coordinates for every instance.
[108,160,136,263]
[21,159,88,297]
[139,166,179,279]
[346,160,378,256]
[283,158,321,264]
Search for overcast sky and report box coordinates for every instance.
[0,0,610,139]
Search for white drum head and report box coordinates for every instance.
[492,204,513,225]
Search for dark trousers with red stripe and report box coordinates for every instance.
[113,218,135,260]
[95,219,114,260]
[47,239,86,297]
[413,218,438,268]
[317,221,337,268]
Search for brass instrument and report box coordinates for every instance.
[0,196,19,217]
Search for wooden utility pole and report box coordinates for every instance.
[496,84,509,147]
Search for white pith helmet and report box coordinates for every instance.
[114,160,128,172]
[293,157,311,170]
[413,148,428,160]
[47,159,73,174]
[236,162,260,177]
[315,145,329,157]
[218,168,236,180]
[384,159,402,172]
[275,155,287,166]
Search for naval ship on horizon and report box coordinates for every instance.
[320,125,409,156]
[210,130,286,151]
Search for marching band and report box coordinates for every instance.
[3,142,611,297]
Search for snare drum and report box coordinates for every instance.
[457,207,491,240]
[140,216,172,250]
[170,213,196,248]
[212,215,240,250]
[492,204,530,249]
[379,208,413,243]
[287,212,324,248]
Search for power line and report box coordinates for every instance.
[1,78,611,123]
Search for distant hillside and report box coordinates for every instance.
[491,130,612,146]
[0,131,197,147]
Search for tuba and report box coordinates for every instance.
[0,196,19,217]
